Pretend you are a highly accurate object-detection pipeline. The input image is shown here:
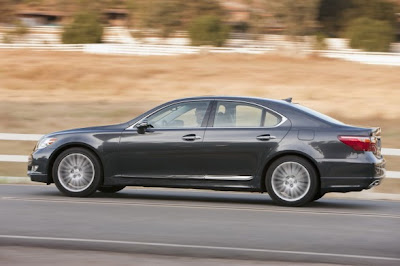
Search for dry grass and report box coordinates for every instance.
[1,50,400,119]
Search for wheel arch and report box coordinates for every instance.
[260,151,321,192]
[47,143,104,184]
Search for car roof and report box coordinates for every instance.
[172,96,288,105]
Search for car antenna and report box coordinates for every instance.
[282,97,292,103]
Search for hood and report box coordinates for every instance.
[46,123,128,137]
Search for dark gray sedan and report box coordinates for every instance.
[28,96,385,206]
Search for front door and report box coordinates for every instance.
[118,100,212,178]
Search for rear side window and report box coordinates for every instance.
[213,101,282,128]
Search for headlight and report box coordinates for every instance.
[35,137,57,150]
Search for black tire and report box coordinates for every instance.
[265,155,319,207]
[98,186,125,193]
[312,192,325,201]
[52,147,102,197]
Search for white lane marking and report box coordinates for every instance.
[1,196,400,219]
[382,148,400,156]
[0,234,399,262]
[0,155,29,162]
[387,171,400,179]
[0,133,42,141]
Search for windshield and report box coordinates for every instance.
[291,104,344,125]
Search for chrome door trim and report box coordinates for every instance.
[116,175,253,181]
[205,175,253,181]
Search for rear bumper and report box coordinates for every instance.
[321,175,385,192]
[319,158,386,193]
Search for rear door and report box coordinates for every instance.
[202,100,291,178]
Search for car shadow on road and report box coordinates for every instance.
[30,186,381,210]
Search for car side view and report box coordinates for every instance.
[28,96,385,206]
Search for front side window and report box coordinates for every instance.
[213,101,282,128]
[146,101,210,128]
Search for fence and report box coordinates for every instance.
[1,43,400,66]
[0,133,399,180]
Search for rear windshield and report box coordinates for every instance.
[291,104,344,125]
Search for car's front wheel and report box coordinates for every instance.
[266,156,318,207]
[53,147,102,197]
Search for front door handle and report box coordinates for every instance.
[182,134,202,141]
[256,134,276,141]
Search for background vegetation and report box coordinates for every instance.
[1,0,399,50]
[62,11,103,44]
[345,17,396,52]
[189,15,230,46]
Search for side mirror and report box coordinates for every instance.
[137,120,149,128]
[136,120,150,134]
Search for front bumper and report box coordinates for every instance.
[27,148,53,184]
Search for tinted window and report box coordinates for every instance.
[213,101,281,127]
[147,101,210,128]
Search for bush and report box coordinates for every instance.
[62,12,103,44]
[189,15,230,47]
[314,32,328,50]
[13,21,29,36]
[344,17,396,52]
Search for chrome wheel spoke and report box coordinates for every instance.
[57,153,95,193]
[271,161,311,202]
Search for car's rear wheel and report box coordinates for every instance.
[98,186,125,193]
[53,147,102,197]
[266,156,318,207]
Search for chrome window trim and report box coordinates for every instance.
[125,99,214,131]
[125,98,288,130]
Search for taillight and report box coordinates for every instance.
[338,136,374,152]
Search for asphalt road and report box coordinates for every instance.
[0,184,399,266]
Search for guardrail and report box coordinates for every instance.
[0,43,273,55]
[0,133,399,179]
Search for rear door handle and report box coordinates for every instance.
[182,134,202,141]
[256,134,276,141]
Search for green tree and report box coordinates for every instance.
[189,15,230,46]
[343,0,398,28]
[317,0,352,37]
[345,17,396,52]
[318,0,398,37]
[62,11,104,44]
